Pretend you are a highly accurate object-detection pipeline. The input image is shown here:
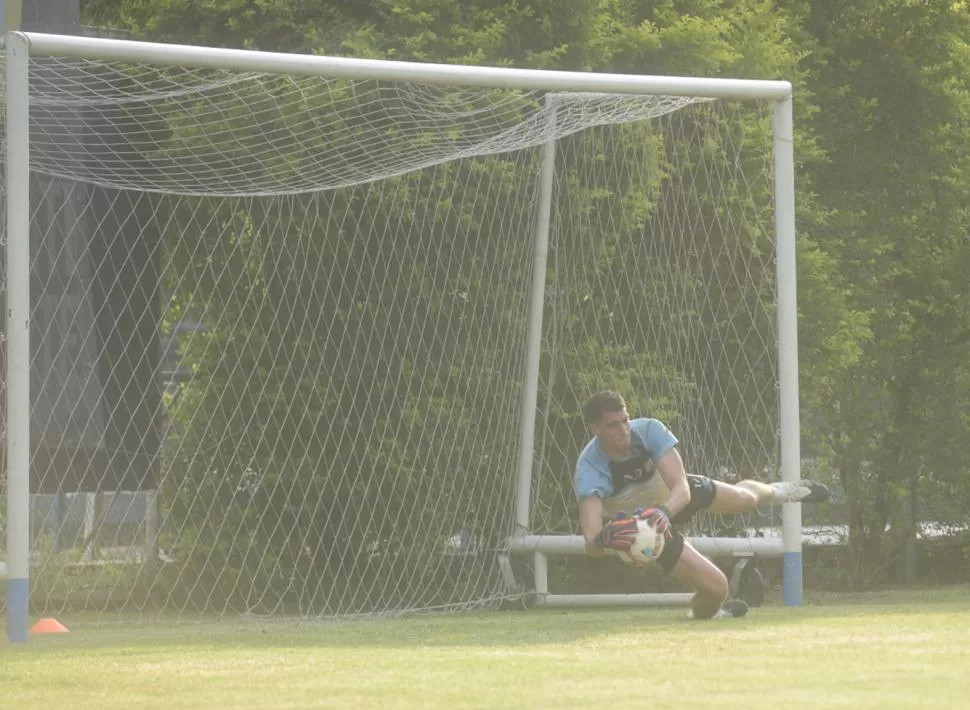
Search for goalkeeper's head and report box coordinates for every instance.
[583,391,631,451]
[582,390,627,426]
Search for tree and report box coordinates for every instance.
[796,0,970,584]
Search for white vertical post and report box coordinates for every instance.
[773,95,803,606]
[144,488,159,568]
[533,551,549,597]
[5,30,32,642]
[513,95,557,536]
[81,493,96,563]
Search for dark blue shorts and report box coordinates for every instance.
[669,474,718,525]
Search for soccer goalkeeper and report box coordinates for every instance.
[575,390,829,620]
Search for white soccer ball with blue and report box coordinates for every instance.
[617,518,665,565]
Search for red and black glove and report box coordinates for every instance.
[637,505,673,540]
[593,516,639,552]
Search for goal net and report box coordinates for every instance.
[532,100,780,541]
[1,43,781,621]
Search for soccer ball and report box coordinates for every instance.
[617,519,665,565]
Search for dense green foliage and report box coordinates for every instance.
[791,0,970,583]
[78,0,970,595]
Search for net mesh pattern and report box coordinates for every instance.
[0,53,778,620]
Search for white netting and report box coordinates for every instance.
[1,51,778,620]
[533,104,779,538]
[27,58,704,195]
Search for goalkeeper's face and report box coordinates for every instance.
[592,407,631,455]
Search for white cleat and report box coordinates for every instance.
[770,480,831,504]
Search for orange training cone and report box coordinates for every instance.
[29,618,70,635]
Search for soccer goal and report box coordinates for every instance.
[2,30,801,641]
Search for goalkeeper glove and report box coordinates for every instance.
[636,505,673,540]
[593,516,639,552]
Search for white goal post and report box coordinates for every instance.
[3,30,802,642]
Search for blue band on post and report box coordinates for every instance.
[6,578,30,642]
[783,551,803,607]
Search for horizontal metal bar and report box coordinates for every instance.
[535,593,694,608]
[18,32,792,100]
[508,534,784,557]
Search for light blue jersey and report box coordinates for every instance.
[574,418,678,501]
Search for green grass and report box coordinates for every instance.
[3,587,969,709]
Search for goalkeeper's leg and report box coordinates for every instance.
[658,532,747,620]
[602,475,830,521]
[706,478,831,514]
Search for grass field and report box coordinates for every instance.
[2,587,969,709]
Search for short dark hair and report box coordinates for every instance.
[582,391,627,425]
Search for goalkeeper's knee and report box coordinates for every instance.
[690,591,727,620]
